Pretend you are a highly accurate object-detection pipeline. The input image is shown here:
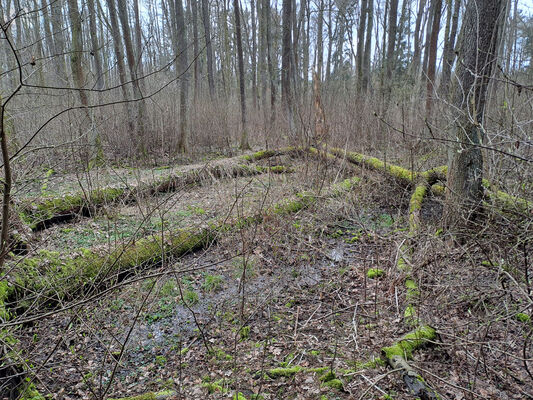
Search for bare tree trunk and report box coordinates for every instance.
[50,0,67,82]
[191,0,200,102]
[201,0,216,99]
[411,0,427,77]
[439,0,460,95]
[316,0,324,81]
[356,0,368,92]
[87,0,104,89]
[133,0,146,90]
[282,0,295,135]
[251,0,258,109]
[234,0,249,149]
[264,0,276,127]
[67,0,96,163]
[105,0,134,133]
[445,0,505,228]
[117,0,148,148]
[362,0,373,91]
[425,0,442,115]
[385,0,399,81]
[174,0,189,153]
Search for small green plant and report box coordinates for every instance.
[182,290,199,306]
[366,268,384,279]
[240,326,250,341]
[155,355,167,366]
[203,274,223,292]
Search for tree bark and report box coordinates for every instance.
[201,0,216,99]
[174,0,189,153]
[356,0,368,92]
[445,0,505,228]
[439,0,461,96]
[87,0,104,90]
[234,0,249,149]
[282,0,295,134]
[362,0,373,91]
[105,0,134,133]
[425,0,442,115]
[117,0,148,146]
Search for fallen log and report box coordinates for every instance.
[381,326,440,400]
[17,150,298,231]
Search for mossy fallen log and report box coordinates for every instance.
[381,325,439,399]
[17,151,297,231]
[409,184,427,232]
[329,147,416,185]
[420,165,447,184]
[239,146,301,162]
[482,179,532,214]
[107,390,176,400]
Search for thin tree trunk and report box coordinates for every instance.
[201,0,216,99]
[87,0,104,89]
[356,0,368,92]
[174,0,189,153]
[251,0,258,109]
[439,0,460,95]
[264,0,276,127]
[282,0,295,134]
[234,0,249,149]
[411,0,427,77]
[316,0,324,81]
[362,0,373,91]
[117,0,148,147]
[50,0,67,82]
[133,0,145,90]
[105,0,134,132]
[445,0,505,227]
[191,0,200,102]
[385,0,399,81]
[425,0,442,115]
[66,0,94,161]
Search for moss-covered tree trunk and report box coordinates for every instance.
[445,0,505,228]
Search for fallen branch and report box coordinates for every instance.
[381,326,440,400]
[17,150,298,231]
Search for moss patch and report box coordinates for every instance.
[381,325,436,361]
[107,390,175,400]
[367,268,384,279]
[330,148,415,184]
[267,366,303,378]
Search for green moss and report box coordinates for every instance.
[421,165,447,182]
[319,370,336,382]
[409,184,427,230]
[405,279,419,301]
[107,391,175,400]
[319,371,344,391]
[367,268,384,279]
[323,379,344,390]
[516,313,531,323]
[404,304,417,323]
[381,325,436,361]
[240,326,250,341]
[267,366,303,378]
[430,184,445,196]
[330,148,415,184]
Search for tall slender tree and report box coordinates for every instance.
[445,0,505,227]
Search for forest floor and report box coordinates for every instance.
[7,151,533,400]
